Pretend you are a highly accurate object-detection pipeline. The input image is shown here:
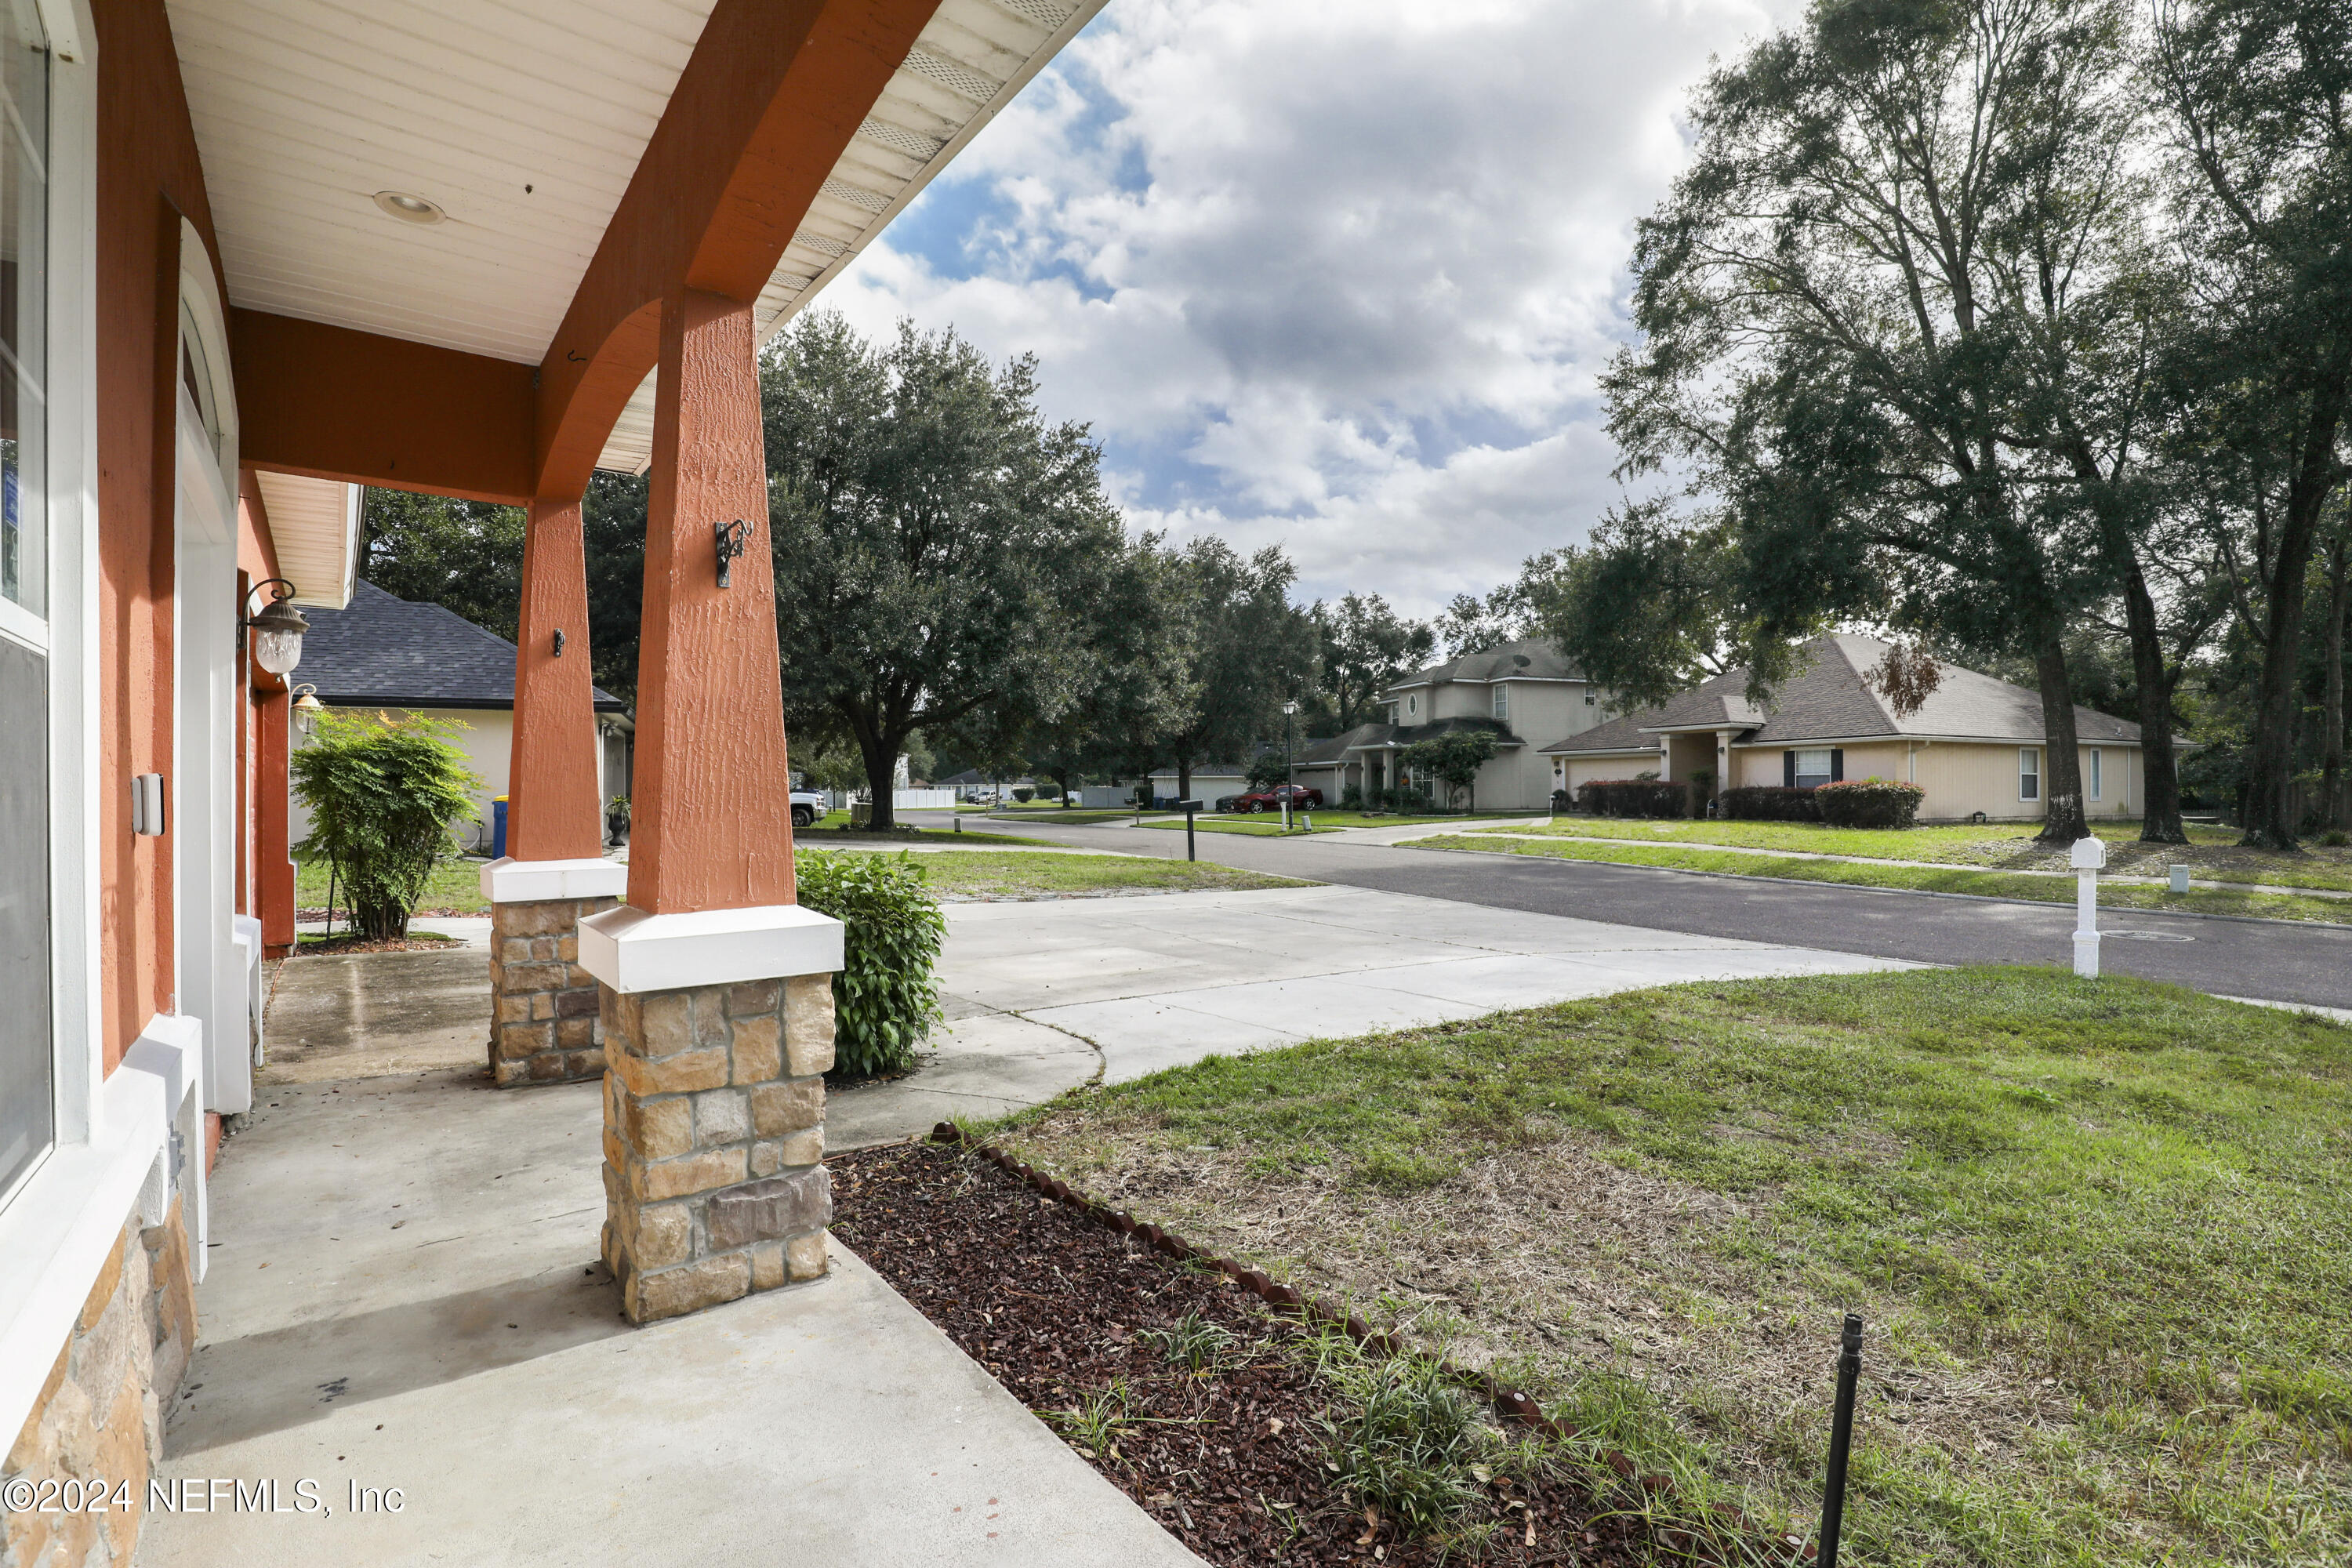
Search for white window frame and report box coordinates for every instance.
[1,3,212,1455]
[1406,693,1417,717]
[19,0,95,1203]
[2087,748,2103,802]
[1792,747,1834,789]
[1491,684,1508,721]
[2020,747,2042,802]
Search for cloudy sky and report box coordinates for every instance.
[827,0,1799,618]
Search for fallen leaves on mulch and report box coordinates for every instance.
[292,933,463,956]
[830,1141,1661,1565]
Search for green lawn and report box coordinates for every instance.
[1137,815,1344,837]
[1490,816,2352,893]
[793,812,1051,848]
[804,847,1308,900]
[1416,833,2352,925]
[995,968,2352,1567]
[1138,809,1536,836]
[296,855,489,915]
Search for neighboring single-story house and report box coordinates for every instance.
[290,581,633,851]
[1544,633,2155,822]
[1290,641,1611,812]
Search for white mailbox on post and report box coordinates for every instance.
[2071,836,2107,978]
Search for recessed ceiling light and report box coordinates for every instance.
[372,191,446,225]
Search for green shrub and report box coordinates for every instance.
[1012,786,1035,803]
[795,849,946,1077]
[1576,778,1693,818]
[1719,785,1821,822]
[290,710,482,940]
[1813,778,1925,828]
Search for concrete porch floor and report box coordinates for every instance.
[138,1069,1200,1567]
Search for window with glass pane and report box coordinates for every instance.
[2089,748,2103,800]
[1793,748,1833,789]
[1491,684,1507,721]
[1,5,45,620]
[0,8,50,1206]
[2020,748,2041,801]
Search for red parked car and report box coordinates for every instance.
[1228,784,1323,813]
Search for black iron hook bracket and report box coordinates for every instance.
[715,517,754,588]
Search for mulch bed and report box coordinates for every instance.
[292,932,464,956]
[830,1141,1664,1565]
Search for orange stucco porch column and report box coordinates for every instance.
[578,288,843,1324]
[255,688,296,958]
[479,495,628,1087]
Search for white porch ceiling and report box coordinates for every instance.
[167,0,1105,483]
[169,0,713,365]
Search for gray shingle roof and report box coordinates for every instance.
[1540,707,1669,755]
[296,580,626,711]
[1384,638,1584,691]
[1541,634,2141,752]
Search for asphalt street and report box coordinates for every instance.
[938,811,2352,1013]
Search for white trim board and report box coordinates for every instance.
[480,855,629,904]
[577,904,844,995]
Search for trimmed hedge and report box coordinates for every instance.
[1576,779,1694,819]
[794,849,946,1077]
[1720,786,1822,822]
[1813,779,1926,829]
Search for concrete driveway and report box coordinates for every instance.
[829,882,1910,1147]
[905,811,2352,1014]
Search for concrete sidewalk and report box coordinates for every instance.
[140,1070,1200,1568]
[828,882,1912,1146]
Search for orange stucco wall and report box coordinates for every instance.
[93,0,230,1075]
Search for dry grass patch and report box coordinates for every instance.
[996,969,2352,1567]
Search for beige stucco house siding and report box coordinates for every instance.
[1722,740,2140,821]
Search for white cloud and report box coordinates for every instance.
[828,0,1796,615]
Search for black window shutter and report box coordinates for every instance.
[1783,751,1795,787]
[1831,748,1845,782]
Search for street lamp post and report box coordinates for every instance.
[1281,701,1299,832]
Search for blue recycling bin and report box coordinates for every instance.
[492,796,509,858]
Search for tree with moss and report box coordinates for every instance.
[292,711,482,941]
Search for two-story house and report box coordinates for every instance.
[1290,641,1607,811]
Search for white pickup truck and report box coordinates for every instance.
[789,789,828,829]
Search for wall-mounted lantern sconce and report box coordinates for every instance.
[291,684,323,738]
[715,518,754,588]
[552,629,567,657]
[241,577,310,676]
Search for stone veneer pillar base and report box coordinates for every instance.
[482,857,630,1088]
[488,895,620,1086]
[598,973,836,1323]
